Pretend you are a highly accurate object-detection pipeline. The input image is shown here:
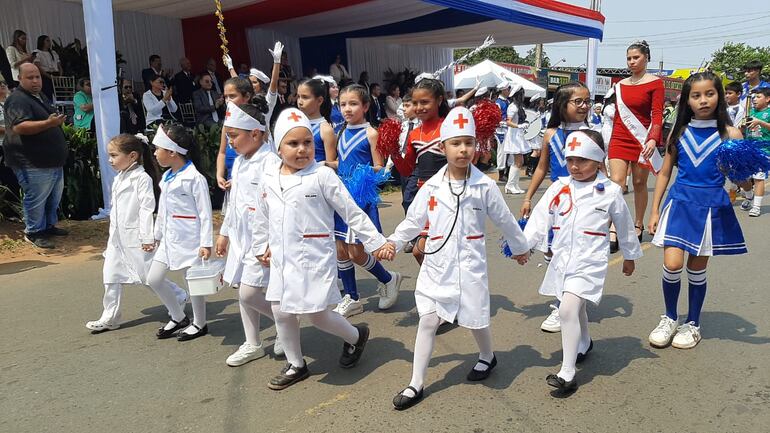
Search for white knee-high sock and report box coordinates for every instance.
[147,261,185,325]
[239,284,273,346]
[558,293,585,382]
[184,295,206,332]
[100,283,123,323]
[471,327,495,370]
[271,303,304,368]
[506,164,521,191]
[405,312,441,397]
[307,309,359,344]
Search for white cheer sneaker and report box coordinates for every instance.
[671,322,701,349]
[227,342,266,367]
[540,304,561,333]
[378,271,403,310]
[85,319,120,332]
[334,294,364,317]
[649,315,678,348]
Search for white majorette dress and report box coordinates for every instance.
[525,172,643,305]
[253,161,387,314]
[103,164,156,284]
[154,161,214,270]
[388,165,530,328]
[220,143,281,286]
[502,103,531,155]
[652,119,747,256]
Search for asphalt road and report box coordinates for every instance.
[2,175,769,433]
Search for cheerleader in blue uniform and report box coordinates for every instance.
[333,84,403,317]
[297,76,338,168]
[648,72,746,350]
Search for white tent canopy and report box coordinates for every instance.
[454,60,545,98]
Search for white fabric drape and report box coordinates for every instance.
[347,38,454,91]
[0,0,184,84]
[245,27,302,84]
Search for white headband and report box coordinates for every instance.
[414,72,436,84]
[564,131,604,163]
[249,68,269,83]
[152,125,188,155]
[273,108,312,148]
[440,106,476,142]
[224,101,265,131]
[312,75,337,86]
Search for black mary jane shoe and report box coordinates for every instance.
[156,316,190,339]
[576,340,594,364]
[393,386,424,411]
[467,355,497,381]
[268,361,310,390]
[339,324,370,368]
[635,225,644,243]
[546,374,578,395]
[177,323,208,341]
[609,230,619,254]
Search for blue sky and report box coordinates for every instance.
[514,0,770,69]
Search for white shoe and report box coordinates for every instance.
[85,319,120,332]
[648,315,678,348]
[749,206,761,217]
[226,342,266,367]
[540,304,561,333]
[333,294,364,317]
[378,271,402,310]
[273,336,285,357]
[740,198,753,211]
[672,322,701,349]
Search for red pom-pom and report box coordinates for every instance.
[472,99,502,145]
[376,118,402,158]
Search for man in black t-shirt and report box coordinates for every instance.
[3,63,68,248]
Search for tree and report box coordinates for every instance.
[454,46,523,65]
[709,42,770,80]
[522,47,550,68]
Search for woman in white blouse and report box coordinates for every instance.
[143,74,178,127]
[33,35,62,101]
[5,30,34,83]
[385,83,402,120]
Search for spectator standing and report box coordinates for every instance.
[73,78,94,131]
[0,79,7,145]
[0,45,13,87]
[202,58,223,94]
[3,63,68,249]
[32,35,62,101]
[385,83,402,119]
[329,54,351,84]
[6,30,34,83]
[741,60,769,102]
[358,71,370,91]
[141,55,172,91]
[142,75,178,127]
[192,75,224,128]
[724,81,745,126]
[279,51,295,86]
[119,79,145,134]
[367,83,383,126]
[172,57,198,104]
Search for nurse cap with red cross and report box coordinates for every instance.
[273,107,312,148]
[564,130,605,163]
[440,107,476,142]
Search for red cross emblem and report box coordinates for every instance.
[288,112,301,122]
[567,137,581,151]
[453,113,469,129]
[225,111,231,119]
[428,196,438,211]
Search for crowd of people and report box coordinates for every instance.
[3,28,770,409]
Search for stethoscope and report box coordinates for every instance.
[416,166,470,256]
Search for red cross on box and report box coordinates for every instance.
[428,196,438,211]
[288,112,301,122]
[567,137,581,151]
[453,113,469,129]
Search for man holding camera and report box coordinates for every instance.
[3,63,68,248]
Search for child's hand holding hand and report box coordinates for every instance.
[373,242,396,261]
[512,251,530,265]
[215,235,229,257]
[622,259,635,276]
[142,243,155,252]
[199,247,211,260]
[257,248,271,267]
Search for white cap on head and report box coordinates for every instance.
[152,125,188,155]
[564,130,605,163]
[273,108,312,148]
[475,86,489,97]
[224,101,265,131]
[249,68,269,83]
[440,106,476,142]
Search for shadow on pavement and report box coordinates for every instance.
[700,311,770,345]
[512,294,634,324]
[0,259,56,275]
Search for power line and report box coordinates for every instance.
[603,15,770,40]
[611,12,756,23]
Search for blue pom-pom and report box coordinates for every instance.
[716,139,770,183]
[500,218,528,258]
[339,164,391,209]
[517,217,528,231]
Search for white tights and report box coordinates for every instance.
[558,292,591,382]
[404,312,494,397]
[98,280,185,324]
[239,284,274,346]
[271,303,359,370]
[147,260,206,332]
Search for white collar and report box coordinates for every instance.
[562,121,586,130]
[346,122,369,130]
[689,119,718,128]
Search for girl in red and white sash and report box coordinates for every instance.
[608,40,664,251]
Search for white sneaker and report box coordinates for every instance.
[672,322,701,349]
[540,304,561,333]
[273,336,285,357]
[378,271,402,310]
[333,294,364,317]
[85,319,120,332]
[648,315,678,348]
[740,199,753,211]
[749,206,761,217]
[226,342,266,367]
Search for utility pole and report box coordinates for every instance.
[535,43,543,71]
